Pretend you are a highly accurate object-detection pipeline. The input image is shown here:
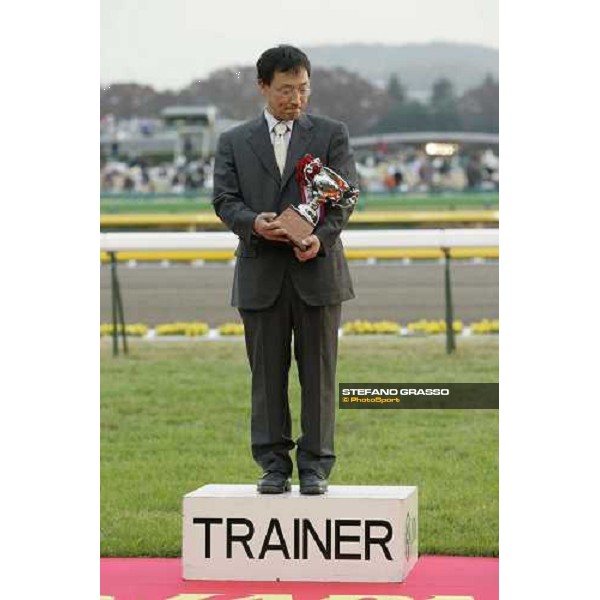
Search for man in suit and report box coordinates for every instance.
[213,45,358,495]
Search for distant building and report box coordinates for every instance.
[100,105,243,160]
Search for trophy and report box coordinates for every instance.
[278,154,359,251]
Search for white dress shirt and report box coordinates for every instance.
[263,108,294,147]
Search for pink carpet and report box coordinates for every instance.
[101,555,498,600]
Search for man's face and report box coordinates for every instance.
[259,68,310,121]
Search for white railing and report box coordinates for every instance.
[100,229,499,252]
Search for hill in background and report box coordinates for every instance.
[304,42,498,96]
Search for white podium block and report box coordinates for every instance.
[182,484,418,582]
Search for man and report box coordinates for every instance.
[213,45,357,495]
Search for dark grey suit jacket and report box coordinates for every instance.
[213,112,358,310]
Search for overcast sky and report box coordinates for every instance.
[101,0,498,90]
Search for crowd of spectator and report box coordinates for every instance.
[101,156,214,194]
[356,148,499,194]
[100,149,498,195]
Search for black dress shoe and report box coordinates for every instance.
[257,471,292,494]
[299,471,328,495]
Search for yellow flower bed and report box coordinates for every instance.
[343,320,401,335]
[98,318,497,338]
[100,323,148,337]
[470,319,499,334]
[218,322,245,336]
[155,322,210,337]
[407,319,464,334]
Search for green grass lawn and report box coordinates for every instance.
[101,337,498,557]
[100,192,499,214]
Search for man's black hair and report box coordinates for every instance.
[256,45,311,85]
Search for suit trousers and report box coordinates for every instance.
[238,271,341,479]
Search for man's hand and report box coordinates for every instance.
[253,212,289,242]
[293,235,321,262]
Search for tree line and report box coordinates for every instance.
[101,67,498,136]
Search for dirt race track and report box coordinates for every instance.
[100,261,498,326]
